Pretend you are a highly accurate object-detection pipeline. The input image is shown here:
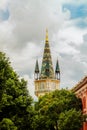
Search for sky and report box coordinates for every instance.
[0,0,87,99]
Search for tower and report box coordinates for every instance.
[34,29,60,97]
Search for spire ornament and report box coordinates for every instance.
[46,28,49,42]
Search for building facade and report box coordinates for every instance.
[73,76,87,130]
[34,30,60,97]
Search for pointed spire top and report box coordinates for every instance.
[35,59,39,73]
[40,29,54,79]
[55,59,60,73]
[46,28,49,42]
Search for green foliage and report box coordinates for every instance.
[35,89,83,130]
[0,52,34,130]
[0,52,83,130]
[0,118,17,130]
[58,109,82,130]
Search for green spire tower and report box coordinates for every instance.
[40,29,54,79]
[34,30,60,97]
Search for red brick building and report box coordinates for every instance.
[73,76,87,130]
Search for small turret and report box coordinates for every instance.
[55,59,60,80]
[34,59,39,80]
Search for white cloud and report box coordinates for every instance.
[0,0,69,53]
[0,21,15,50]
[0,0,87,98]
[0,0,9,10]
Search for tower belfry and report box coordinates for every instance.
[34,30,60,97]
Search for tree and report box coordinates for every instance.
[0,118,17,130]
[0,52,34,130]
[58,109,82,130]
[35,89,82,130]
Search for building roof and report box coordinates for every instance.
[40,29,54,79]
[72,76,87,92]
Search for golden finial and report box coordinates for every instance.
[46,28,49,42]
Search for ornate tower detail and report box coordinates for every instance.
[34,30,60,97]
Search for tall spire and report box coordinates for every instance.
[40,29,54,79]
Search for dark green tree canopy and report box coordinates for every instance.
[58,109,82,130]
[0,52,34,130]
[0,52,83,130]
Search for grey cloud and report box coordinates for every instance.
[0,0,70,53]
[59,52,86,89]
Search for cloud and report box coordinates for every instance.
[0,0,72,56]
[0,0,9,10]
[0,0,87,98]
[23,74,38,100]
[7,0,67,50]
[50,16,87,88]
